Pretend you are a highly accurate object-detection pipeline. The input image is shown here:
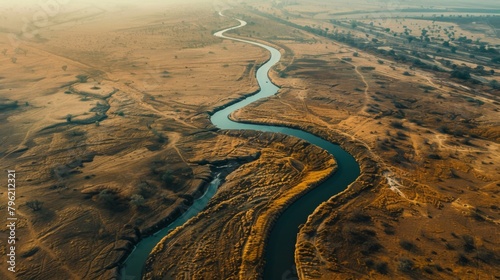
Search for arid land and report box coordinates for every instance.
[147,1,500,280]
[0,1,275,279]
[0,0,499,280]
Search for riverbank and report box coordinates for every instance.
[228,4,500,278]
[143,130,337,279]
[0,4,271,279]
[143,14,362,280]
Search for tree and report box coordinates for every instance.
[26,200,43,211]
[66,114,72,122]
[451,69,471,80]
[490,80,500,89]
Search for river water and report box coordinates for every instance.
[121,15,360,280]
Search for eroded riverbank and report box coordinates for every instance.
[140,14,360,279]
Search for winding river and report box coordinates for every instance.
[121,14,360,279]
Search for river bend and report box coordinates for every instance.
[121,14,360,279]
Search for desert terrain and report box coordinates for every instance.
[0,1,272,279]
[147,1,500,280]
[0,0,499,280]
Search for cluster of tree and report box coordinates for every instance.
[450,69,471,80]
[252,9,496,88]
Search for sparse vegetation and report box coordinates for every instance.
[398,258,414,273]
[3,3,499,280]
[130,194,145,207]
[161,170,174,185]
[26,200,44,211]
[390,121,404,129]
[399,240,418,253]
[76,74,89,83]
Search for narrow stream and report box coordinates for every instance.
[121,13,360,279]
[120,175,222,279]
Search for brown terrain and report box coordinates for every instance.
[147,1,500,280]
[0,1,271,279]
[1,0,499,280]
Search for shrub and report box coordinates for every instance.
[423,266,434,274]
[76,74,89,83]
[398,258,414,273]
[475,247,495,264]
[438,125,450,134]
[390,121,404,129]
[130,194,145,207]
[138,182,155,198]
[462,235,475,252]
[375,261,389,274]
[98,189,118,207]
[26,200,43,211]
[348,211,372,223]
[161,170,174,184]
[396,131,408,139]
[489,80,500,89]
[399,240,418,253]
[382,222,395,235]
[457,254,470,266]
[361,241,383,255]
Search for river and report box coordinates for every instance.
[121,14,360,279]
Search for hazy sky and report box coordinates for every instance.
[3,0,500,16]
